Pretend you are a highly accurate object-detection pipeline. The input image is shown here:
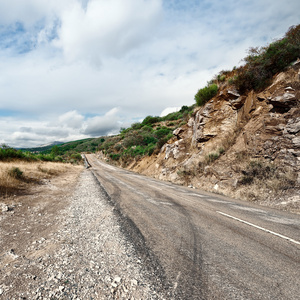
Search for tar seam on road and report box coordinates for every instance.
[217,211,300,245]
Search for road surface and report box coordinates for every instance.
[87,154,300,299]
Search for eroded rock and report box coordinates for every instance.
[268,92,297,108]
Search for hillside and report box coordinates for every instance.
[93,25,300,213]
[125,61,300,213]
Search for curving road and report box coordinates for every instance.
[86,154,300,299]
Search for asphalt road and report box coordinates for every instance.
[86,154,300,300]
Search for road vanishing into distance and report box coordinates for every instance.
[86,154,300,300]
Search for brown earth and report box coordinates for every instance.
[0,165,82,295]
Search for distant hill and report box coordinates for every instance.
[38,141,64,148]
[19,141,64,152]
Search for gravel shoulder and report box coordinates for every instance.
[0,169,165,299]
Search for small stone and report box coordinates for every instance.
[114,276,121,284]
[0,203,9,212]
[131,279,138,286]
[58,286,64,292]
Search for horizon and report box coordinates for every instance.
[0,0,299,148]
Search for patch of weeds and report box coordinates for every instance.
[239,160,276,185]
[177,168,195,185]
[217,74,226,82]
[235,150,249,161]
[206,152,220,164]
[218,147,225,155]
[8,167,23,179]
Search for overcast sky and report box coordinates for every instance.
[0,0,299,147]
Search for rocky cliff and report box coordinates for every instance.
[127,62,300,213]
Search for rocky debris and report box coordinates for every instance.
[219,89,246,110]
[173,127,185,139]
[0,203,9,212]
[219,89,240,100]
[268,92,297,108]
[0,171,165,299]
[0,202,16,213]
[286,117,300,134]
[229,96,246,109]
[164,140,186,160]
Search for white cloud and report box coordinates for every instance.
[55,0,162,64]
[58,110,84,129]
[160,107,180,117]
[83,107,121,136]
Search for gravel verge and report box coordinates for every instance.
[0,170,166,299]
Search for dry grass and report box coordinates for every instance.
[0,161,81,198]
[236,160,298,203]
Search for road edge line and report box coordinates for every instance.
[217,211,300,246]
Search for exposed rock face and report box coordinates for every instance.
[129,64,300,212]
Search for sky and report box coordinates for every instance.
[0,0,299,148]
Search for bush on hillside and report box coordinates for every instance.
[8,167,23,179]
[142,116,161,126]
[235,24,300,93]
[194,84,218,106]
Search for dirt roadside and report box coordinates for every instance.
[0,167,165,299]
[0,166,82,298]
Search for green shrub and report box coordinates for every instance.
[131,122,143,130]
[8,167,23,179]
[235,24,300,93]
[142,116,161,126]
[195,84,218,106]
[110,153,121,161]
[205,152,220,164]
[114,144,123,151]
[142,133,157,145]
[240,160,276,185]
[147,144,156,156]
[154,127,172,139]
[141,125,153,132]
[218,147,225,155]
[71,153,82,161]
[217,74,226,82]
[156,137,169,149]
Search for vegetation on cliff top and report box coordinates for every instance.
[194,24,300,104]
[234,24,300,93]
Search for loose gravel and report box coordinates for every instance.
[0,170,165,299]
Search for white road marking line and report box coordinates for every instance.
[188,193,206,198]
[173,271,182,294]
[217,211,300,246]
[208,199,228,203]
[159,202,173,206]
[148,184,163,191]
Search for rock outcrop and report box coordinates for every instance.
[130,63,300,213]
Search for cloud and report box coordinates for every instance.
[160,107,180,117]
[58,110,84,129]
[83,107,121,136]
[55,0,162,64]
